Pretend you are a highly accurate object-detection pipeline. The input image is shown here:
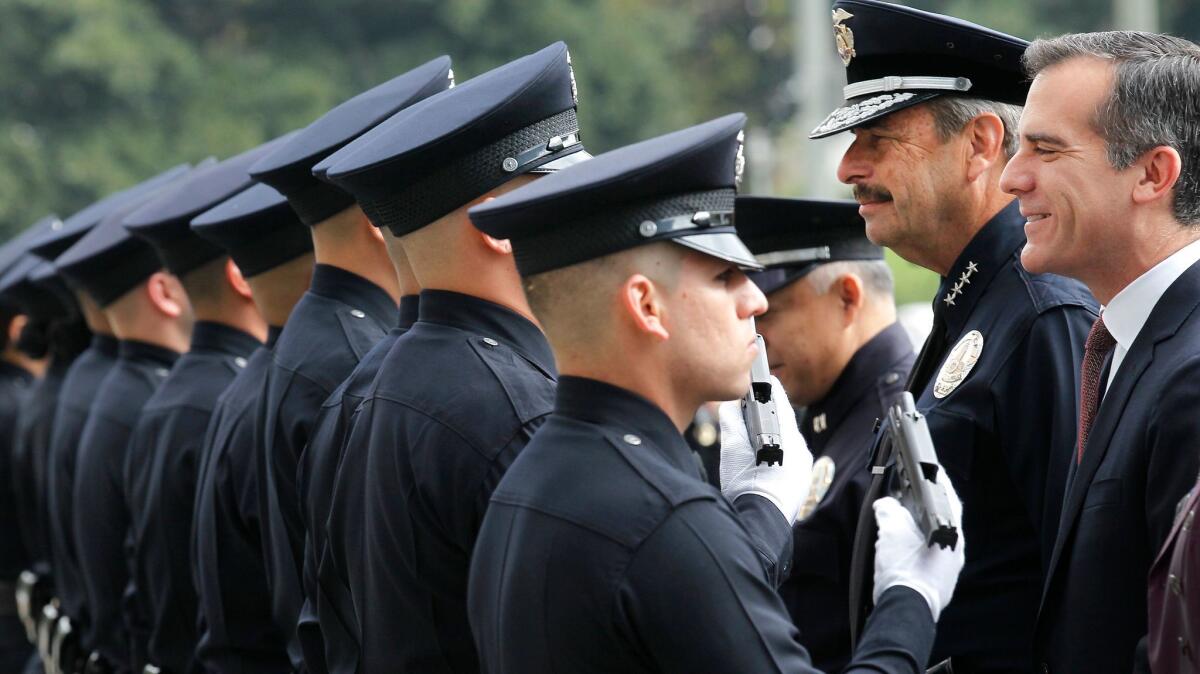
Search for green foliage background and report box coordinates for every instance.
[2,0,1196,304]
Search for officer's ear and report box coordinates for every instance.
[963,112,1007,181]
[621,274,670,341]
[834,273,865,323]
[478,232,513,255]
[224,258,254,301]
[6,314,26,348]
[145,271,188,319]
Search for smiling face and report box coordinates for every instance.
[836,104,970,266]
[663,249,767,403]
[1000,57,1135,282]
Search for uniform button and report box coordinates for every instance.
[623,434,642,446]
[482,338,499,347]
[234,357,248,368]
[350,309,366,319]
[1169,573,1184,596]
[155,368,169,377]
[884,372,900,385]
[1040,664,1050,674]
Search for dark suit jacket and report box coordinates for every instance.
[1035,258,1200,673]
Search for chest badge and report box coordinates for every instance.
[934,329,984,399]
[798,456,836,520]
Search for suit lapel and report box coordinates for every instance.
[1040,259,1200,616]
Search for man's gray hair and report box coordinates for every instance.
[806,260,894,299]
[925,96,1023,158]
[1023,31,1200,225]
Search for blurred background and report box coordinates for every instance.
[0,0,1186,307]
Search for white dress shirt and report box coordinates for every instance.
[1103,237,1200,390]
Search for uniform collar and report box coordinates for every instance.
[187,320,262,358]
[266,325,284,348]
[554,375,700,478]
[0,359,34,384]
[804,321,912,445]
[936,200,1025,338]
[117,338,181,367]
[417,289,556,378]
[308,263,397,327]
[397,294,420,330]
[92,333,119,357]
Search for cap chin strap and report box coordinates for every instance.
[843,75,972,100]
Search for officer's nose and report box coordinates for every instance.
[739,275,768,320]
[836,136,872,186]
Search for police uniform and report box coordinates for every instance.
[31,168,189,674]
[120,138,300,674]
[737,197,916,671]
[53,189,196,673]
[465,112,936,673]
[188,177,316,674]
[811,3,1100,670]
[315,41,590,673]
[247,56,454,672]
[295,294,417,673]
[0,230,39,672]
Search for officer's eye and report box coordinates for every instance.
[715,267,737,284]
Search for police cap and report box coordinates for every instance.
[469,113,758,276]
[810,0,1028,138]
[191,183,313,278]
[320,42,590,237]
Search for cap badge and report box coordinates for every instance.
[934,329,983,399]
[447,68,456,89]
[798,456,836,520]
[833,9,856,66]
[734,130,746,189]
[566,50,579,105]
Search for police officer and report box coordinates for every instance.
[466,113,964,673]
[121,135,296,674]
[189,182,314,674]
[0,232,42,673]
[29,165,191,674]
[315,41,588,673]
[246,55,453,673]
[811,2,1098,669]
[54,186,197,674]
[736,197,915,671]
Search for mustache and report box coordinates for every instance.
[853,184,893,203]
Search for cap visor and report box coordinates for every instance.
[748,265,818,295]
[528,148,593,174]
[809,91,941,139]
[671,232,763,271]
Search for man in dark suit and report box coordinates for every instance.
[736,197,915,671]
[999,31,1200,673]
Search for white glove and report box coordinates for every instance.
[717,376,813,524]
[872,468,966,621]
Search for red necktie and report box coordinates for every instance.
[1078,316,1117,463]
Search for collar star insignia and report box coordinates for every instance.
[943,295,956,306]
[952,281,964,294]
[967,261,979,274]
[941,260,978,308]
[958,272,971,285]
[813,413,828,434]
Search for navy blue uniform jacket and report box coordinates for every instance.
[256,264,393,672]
[783,321,914,671]
[192,328,290,674]
[326,290,556,673]
[901,203,1097,672]
[72,339,178,672]
[12,359,63,577]
[47,335,119,625]
[0,361,34,581]
[467,375,936,673]
[296,296,418,673]
[1035,258,1200,673]
[125,322,259,674]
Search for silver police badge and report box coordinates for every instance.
[833,9,856,66]
[934,330,984,399]
[798,456,836,520]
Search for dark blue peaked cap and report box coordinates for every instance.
[736,197,881,295]
[124,132,298,277]
[191,183,313,278]
[0,255,72,319]
[27,163,195,261]
[56,168,195,307]
[0,215,63,313]
[320,41,590,237]
[469,113,757,276]
[810,0,1028,138]
[251,56,455,227]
